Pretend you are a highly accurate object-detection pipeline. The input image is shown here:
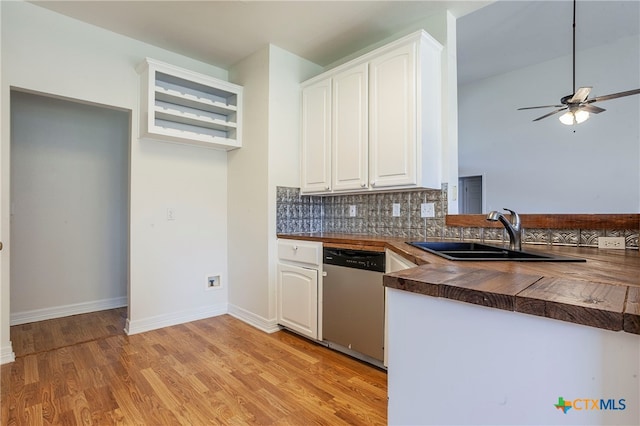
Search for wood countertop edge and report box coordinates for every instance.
[624,287,640,334]
[277,233,640,335]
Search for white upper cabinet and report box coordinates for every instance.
[301,79,332,193]
[332,63,369,192]
[300,30,443,195]
[138,58,243,151]
[369,42,417,188]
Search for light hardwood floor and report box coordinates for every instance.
[2,309,387,425]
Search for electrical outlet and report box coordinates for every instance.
[349,205,357,217]
[598,237,625,249]
[392,203,401,217]
[207,275,221,288]
[421,202,435,218]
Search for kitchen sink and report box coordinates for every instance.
[407,241,585,262]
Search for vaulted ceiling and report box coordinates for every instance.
[31,1,640,84]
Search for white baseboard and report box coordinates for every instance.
[1,343,16,365]
[227,303,280,334]
[124,302,227,335]
[10,296,128,326]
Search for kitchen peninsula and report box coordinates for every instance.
[278,232,640,425]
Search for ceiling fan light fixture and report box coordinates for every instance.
[559,109,590,125]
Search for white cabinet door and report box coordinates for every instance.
[369,41,417,188]
[301,79,332,193]
[332,63,369,191]
[277,263,318,339]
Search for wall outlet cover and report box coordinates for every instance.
[598,236,625,249]
[349,205,357,217]
[421,202,435,218]
[392,203,401,217]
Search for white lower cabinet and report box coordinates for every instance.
[276,239,322,340]
[277,264,318,339]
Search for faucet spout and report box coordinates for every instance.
[486,208,522,251]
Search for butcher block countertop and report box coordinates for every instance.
[277,233,640,335]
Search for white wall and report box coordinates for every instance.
[388,288,640,425]
[459,34,640,213]
[226,47,271,326]
[227,45,321,330]
[1,1,232,361]
[444,11,459,214]
[0,1,9,364]
[10,91,128,323]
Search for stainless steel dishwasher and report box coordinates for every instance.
[322,248,386,367]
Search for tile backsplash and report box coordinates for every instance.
[276,186,447,239]
[276,186,639,249]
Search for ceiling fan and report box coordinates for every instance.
[518,0,640,125]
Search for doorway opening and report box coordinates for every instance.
[9,89,130,334]
[458,175,484,214]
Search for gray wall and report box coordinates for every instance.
[458,34,640,214]
[10,91,129,320]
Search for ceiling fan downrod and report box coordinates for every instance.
[571,0,576,96]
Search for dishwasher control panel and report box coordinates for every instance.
[323,248,385,272]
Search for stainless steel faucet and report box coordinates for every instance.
[487,208,522,251]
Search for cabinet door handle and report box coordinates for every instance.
[325,186,330,191]
[371,181,376,187]
[361,182,367,188]
[293,245,298,251]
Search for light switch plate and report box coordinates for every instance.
[349,205,357,217]
[167,208,176,221]
[392,203,401,217]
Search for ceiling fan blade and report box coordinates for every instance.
[517,104,565,110]
[580,104,605,114]
[533,107,568,121]
[568,87,592,103]
[589,88,640,103]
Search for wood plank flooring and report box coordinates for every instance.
[2,310,387,425]
[9,308,128,358]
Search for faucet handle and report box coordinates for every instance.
[503,208,521,227]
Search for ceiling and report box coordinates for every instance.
[31,1,640,84]
[457,0,640,85]
[31,1,490,68]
